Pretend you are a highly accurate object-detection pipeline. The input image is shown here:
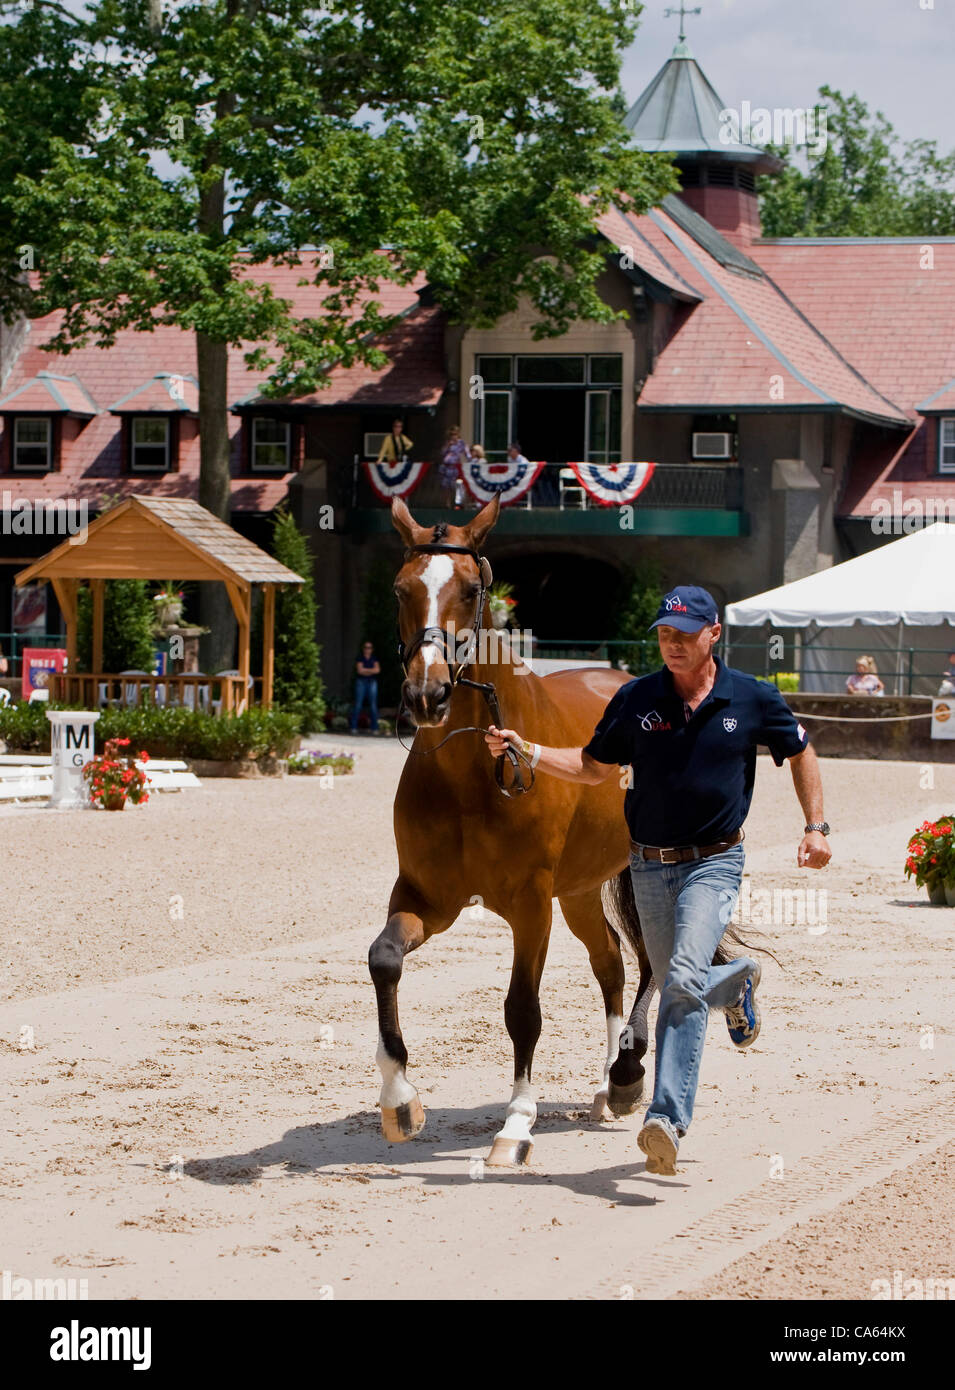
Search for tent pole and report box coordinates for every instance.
[896,620,904,697]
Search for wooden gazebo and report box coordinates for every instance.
[15,496,305,713]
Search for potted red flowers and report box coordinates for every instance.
[83,738,151,811]
[904,817,955,905]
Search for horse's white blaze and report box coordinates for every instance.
[596,1012,625,1098]
[376,1033,418,1109]
[418,555,455,678]
[494,1072,537,1142]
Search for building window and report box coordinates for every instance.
[475,391,513,462]
[585,391,622,464]
[515,356,586,384]
[940,418,955,473]
[12,416,53,471]
[130,416,170,471]
[251,417,290,471]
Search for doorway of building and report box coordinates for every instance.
[514,390,585,462]
[495,551,623,643]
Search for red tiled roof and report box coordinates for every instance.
[596,204,702,301]
[632,211,909,425]
[0,371,99,415]
[752,240,955,418]
[918,375,955,414]
[109,374,199,413]
[0,258,430,510]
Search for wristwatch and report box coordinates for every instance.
[805,822,830,836]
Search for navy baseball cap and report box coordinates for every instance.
[649,585,719,634]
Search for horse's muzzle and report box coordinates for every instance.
[402,678,452,728]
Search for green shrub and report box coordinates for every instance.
[271,509,325,733]
[77,580,156,672]
[612,562,665,676]
[759,672,800,692]
[0,703,301,760]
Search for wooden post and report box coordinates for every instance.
[91,579,105,675]
[262,584,275,709]
[224,581,251,711]
[50,577,78,672]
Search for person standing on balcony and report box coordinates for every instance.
[376,418,413,464]
[350,641,381,734]
[484,585,831,1177]
[440,425,470,509]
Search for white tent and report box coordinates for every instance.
[724,523,955,695]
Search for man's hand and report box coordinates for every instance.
[798,831,831,869]
[485,724,522,758]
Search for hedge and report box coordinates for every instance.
[0,704,301,761]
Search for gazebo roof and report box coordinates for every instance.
[15,495,305,588]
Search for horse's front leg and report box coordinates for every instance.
[368,880,452,1144]
[487,885,553,1167]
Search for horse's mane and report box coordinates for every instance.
[432,522,449,542]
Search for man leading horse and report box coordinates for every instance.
[487,584,831,1176]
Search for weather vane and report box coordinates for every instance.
[664,4,702,42]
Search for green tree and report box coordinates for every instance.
[271,509,324,733]
[77,581,156,673]
[0,1,677,663]
[359,552,402,711]
[612,560,663,676]
[759,87,955,237]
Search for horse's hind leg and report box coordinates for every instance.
[558,889,628,1122]
[368,879,452,1144]
[607,936,655,1117]
[487,885,552,1167]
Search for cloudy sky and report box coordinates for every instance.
[621,0,955,147]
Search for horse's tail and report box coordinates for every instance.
[604,864,779,969]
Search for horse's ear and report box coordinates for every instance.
[391,497,420,548]
[464,493,501,551]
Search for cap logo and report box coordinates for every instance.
[664,595,688,613]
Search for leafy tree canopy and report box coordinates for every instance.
[759,86,955,237]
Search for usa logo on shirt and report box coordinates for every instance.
[723,715,738,732]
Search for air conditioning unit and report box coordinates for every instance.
[692,432,733,460]
[364,432,387,459]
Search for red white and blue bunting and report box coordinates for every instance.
[363,459,430,500]
[461,459,546,505]
[568,462,656,506]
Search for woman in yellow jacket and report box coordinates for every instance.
[376,418,413,463]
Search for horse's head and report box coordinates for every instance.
[391,493,501,727]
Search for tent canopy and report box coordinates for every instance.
[724,523,955,628]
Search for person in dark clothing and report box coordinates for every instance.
[350,641,381,733]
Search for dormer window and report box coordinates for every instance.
[940,419,955,474]
[251,417,290,471]
[13,417,53,471]
[130,417,171,472]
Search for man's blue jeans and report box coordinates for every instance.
[628,843,753,1136]
[351,677,379,731]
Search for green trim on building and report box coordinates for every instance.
[347,508,749,537]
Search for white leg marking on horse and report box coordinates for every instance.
[495,1073,537,1143]
[376,1033,418,1109]
[418,555,455,678]
[596,1012,625,1101]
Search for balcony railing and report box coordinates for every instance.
[339,461,742,511]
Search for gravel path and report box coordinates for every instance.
[0,739,952,1299]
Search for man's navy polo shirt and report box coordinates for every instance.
[583,658,809,846]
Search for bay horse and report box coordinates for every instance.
[368,493,655,1166]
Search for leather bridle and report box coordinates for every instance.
[395,542,534,797]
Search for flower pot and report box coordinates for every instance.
[103,791,126,811]
[489,606,510,630]
[945,880,955,907]
[927,881,948,905]
[156,600,184,628]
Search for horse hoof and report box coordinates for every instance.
[607,1077,644,1116]
[486,1135,533,1167]
[590,1092,614,1122]
[380,1097,426,1143]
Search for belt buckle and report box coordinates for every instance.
[657,846,681,865]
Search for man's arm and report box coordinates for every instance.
[484,725,618,785]
[789,744,831,868]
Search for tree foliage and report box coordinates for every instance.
[270,508,324,732]
[612,559,663,676]
[759,86,955,237]
[76,580,156,673]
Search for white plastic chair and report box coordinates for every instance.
[28,688,49,703]
[0,687,11,707]
[558,467,587,509]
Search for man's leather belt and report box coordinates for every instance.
[630,829,743,864]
